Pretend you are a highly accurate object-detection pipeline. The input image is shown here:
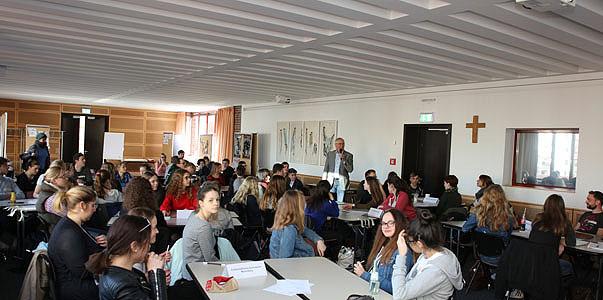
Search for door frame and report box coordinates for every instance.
[60,113,109,161]
[401,123,452,179]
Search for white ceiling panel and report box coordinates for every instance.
[0,0,601,110]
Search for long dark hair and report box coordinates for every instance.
[260,175,287,210]
[307,180,331,212]
[533,194,570,236]
[478,174,493,187]
[389,176,410,196]
[366,209,408,269]
[86,215,152,274]
[366,177,384,206]
[408,210,443,250]
[166,169,193,198]
[94,169,112,199]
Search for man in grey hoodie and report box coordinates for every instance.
[392,210,464,300]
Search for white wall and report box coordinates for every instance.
[241,73,603,209]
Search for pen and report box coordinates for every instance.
[203,262,225,266]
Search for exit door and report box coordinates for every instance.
[61,114,108,171]
[401,124,452,198]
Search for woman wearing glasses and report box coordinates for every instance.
[392,210,463,300]
[87,215,168,300]
[48,186,107,300]
[353,209,413,294]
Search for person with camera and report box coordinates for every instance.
[322,137,353,203]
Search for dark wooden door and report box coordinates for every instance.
[61,114,80,163]
[84,116,108,171]
[402,124,452,198]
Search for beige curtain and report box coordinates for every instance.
[215,107,234,161]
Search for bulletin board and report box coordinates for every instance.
[25,124,50,152]
[162,132,174,156]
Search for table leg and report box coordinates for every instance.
[448,227,453,251]
[456,229,461,256]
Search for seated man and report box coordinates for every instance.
[70,153,93,186]
[576,191,603,237]
[0,157,25,200]
[17,159,40,198]
[286,168,304,190]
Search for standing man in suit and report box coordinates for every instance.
[322,137,353,203]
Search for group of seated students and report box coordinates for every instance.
[4,147,603,300]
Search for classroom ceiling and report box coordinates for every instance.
[0,0,602,110]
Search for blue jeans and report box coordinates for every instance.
[330,177,346,203]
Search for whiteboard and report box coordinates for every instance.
[103,132,124,160]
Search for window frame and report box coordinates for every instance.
[511,128,579,191]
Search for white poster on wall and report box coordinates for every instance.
[277,122,290,162]
[103,132,125,161]
[289,121,304,164]
[319,120,337,166]
[303,121,319,165]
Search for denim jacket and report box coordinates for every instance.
[360,249,414,294]
[270,224,322,258]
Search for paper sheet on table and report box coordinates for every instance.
[176,209,193,219]
[263,279,313,296]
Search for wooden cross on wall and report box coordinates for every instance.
[466,115,486,143]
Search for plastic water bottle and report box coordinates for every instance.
[369,270,380,296]
[520,208,527,231]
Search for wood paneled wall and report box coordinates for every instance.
[0,99,178,171]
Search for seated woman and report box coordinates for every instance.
[462,184,515,265]
[382,176,416,221]
[87,215,167,300]
[392,210,463,299]
[354,209,414,294]
[436,175,463,219]
[36,165,71,222]
[353,176,385,210]
[206,162,226,186]
[115,161,132,190]
[160,169,198,216]
[94,169,123,218]
[231,176,262,227]
[270,190,326,258]
[305,180,339,233]
[530,194,576,276]
[47,186,107,300]
[142,171,166,209]
[127,207,171,282]
[123,177,169,252]
[256,168,270,199]
[259,175,287,228]
[182,184,220,281]
[474,174,493,203]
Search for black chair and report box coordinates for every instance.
[465,231,506,294]
[343,190,358,204]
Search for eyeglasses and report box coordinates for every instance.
[380,220,395,227]
[138,218,151,233]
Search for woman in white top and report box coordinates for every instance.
[94,169,123,217]
[392,210,463,300]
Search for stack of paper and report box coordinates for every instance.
[263,279,313,296]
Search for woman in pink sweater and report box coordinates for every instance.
[381,176,416,221]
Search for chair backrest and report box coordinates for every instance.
[217,237,241,262]
[441,207,468,221]
[168,238,184,286]
[344,190,358,204]
[19,250,56,300]
[473,231,506,257]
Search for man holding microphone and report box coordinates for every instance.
[322,137,353,203]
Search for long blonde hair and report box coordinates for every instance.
[272,190,305,233]
[476,184,512,232]
[53,186,96,212]
[260,175,286,210]
[232,176,259,205]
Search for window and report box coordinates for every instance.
[512,129,579,189]
[184,112,216,160]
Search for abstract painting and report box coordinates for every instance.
[303,121,319,165]
[277,122,290,162]
[289,121,304,164]
[319,120,337,166]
